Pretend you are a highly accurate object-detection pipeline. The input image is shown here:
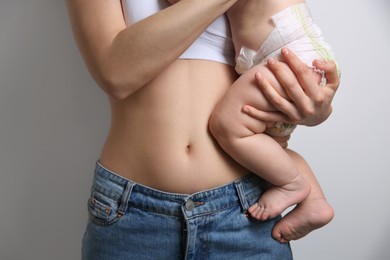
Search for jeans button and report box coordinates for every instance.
[185,199,195,211]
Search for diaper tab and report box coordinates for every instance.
[265,122,297,137]
[235,47,257,75]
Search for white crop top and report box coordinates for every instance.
[121,0,235,66]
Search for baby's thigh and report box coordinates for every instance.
[215,65,277,135]
[233,63,281,111]
[250,62,289,99]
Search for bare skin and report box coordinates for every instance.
[66,0,247,194]
[209,60,312,221]
[100,60,249,194]
[67,0,339,244]
[245,53,337,242]
[227,0,305,53]
[272,150,334,243]
[214,0,336,240]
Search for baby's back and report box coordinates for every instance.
[227,0,305,53]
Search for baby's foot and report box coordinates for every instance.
[272,198,334,243]
[248,175,310,221]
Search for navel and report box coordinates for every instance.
[185,144,192,154]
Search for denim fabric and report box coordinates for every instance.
[82,162,293,260]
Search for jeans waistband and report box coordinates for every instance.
[92,161,267,220]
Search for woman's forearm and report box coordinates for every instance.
[109,0,238,98]
[67,0,237,100]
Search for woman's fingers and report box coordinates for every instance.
[267,49,323,110]
[313,59,340,93]
[264,48,340,126]
[264,58,310,121]
[254,72,302,122]
[242,105,288,123]
[245,48,340,127]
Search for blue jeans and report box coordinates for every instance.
[82,162,292,259]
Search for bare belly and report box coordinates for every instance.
[99,60,249,193]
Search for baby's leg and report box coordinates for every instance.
[210,64,310,221]
[272,149,334,243]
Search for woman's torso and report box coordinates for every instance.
[99,0,249,193]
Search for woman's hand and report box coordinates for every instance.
[242,48,340,126]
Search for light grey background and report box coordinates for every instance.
[0,0,389,259]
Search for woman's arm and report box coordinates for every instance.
[66,0,237,100]
[243,48,340,126]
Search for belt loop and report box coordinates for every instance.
[234,180,249,213]
[117,181,135,216]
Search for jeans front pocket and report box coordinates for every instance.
[87,190,121,226]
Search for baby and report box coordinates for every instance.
[168,0,336,243]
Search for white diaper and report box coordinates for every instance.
[235,3,335,74]
[235,3,336,137]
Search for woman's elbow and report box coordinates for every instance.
[96,69,140,101]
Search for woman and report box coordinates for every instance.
[66,0,339,259]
